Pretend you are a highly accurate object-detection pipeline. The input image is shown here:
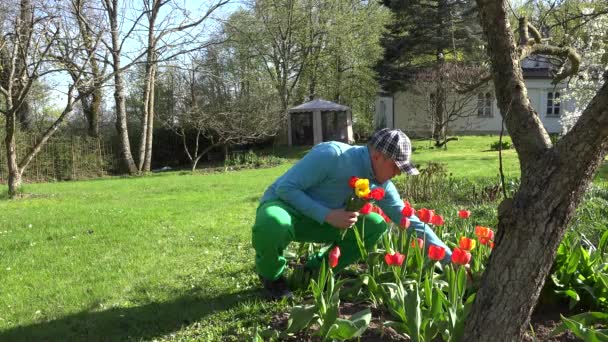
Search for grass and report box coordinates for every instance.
[410,136,520,179]
[0,168,291,341]
[0,135,606,341]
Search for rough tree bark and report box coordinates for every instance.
[103,0,138,174]
[464,1,608,341]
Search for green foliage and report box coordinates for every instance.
[225,0,389,138]
[551,312,608,341]
[393,162,517,205]
[224,150,286,169]
[489,140,512,151]
[376,0,485,92]
[541,230,608,311]
[284,262,372,340]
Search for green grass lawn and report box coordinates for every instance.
[0,136,606,341]
[409,136,520,179]
[0,168,292,341]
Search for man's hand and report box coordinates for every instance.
[325,209,359,229]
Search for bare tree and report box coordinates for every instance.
[463,1,607,341]
[69,0,107,137]
[0,0,94,197]
[163,53,281,171]
[411,62,490,147]
[136,0,229,173]
[100,0,144,174]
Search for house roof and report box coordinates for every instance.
[522,55,554,79]
[288,98,350,113]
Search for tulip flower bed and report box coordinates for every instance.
[254,177,607,342]
[255,202,498,341]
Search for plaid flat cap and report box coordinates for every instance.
[368,128,419,175]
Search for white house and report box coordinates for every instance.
[375,57,575,136]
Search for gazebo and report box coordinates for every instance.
[287,99,354,146]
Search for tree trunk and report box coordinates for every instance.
[107,0,137,175]
[113,68,137,174]
[81,88,101,137]
[138,65,152,171]
[464,0,608,340]
[143,65,156,172]
[5,112,22,198]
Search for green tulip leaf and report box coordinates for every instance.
[384,320,411,337]
[326,308,372,340]
[552,315,608,342]
[567,247,582,274]
[285,304,318,333]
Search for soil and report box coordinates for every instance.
[269,301,581,341]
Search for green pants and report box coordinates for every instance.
[252,199,388,281]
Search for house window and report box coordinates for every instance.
[477,92,493,117]
[546,91,560,117]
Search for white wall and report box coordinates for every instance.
[379,78,572,135]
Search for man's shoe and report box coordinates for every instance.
[261,276,293,300]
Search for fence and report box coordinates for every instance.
[0,135,119,183]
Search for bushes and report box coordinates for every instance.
[489,140,512,151]
[393,161,519,206]
[224,150,286,169]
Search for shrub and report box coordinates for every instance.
[489,140,511,151]
[224,150,286,169]
[393,161,518,206]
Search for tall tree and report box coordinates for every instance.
[463,1,607,340]
[377,0,484,142]
[0,0,93,197]
[136,0,228,173]
[296,0,390,136]
[226,0,310,119]
[160,51,281,171]
[70,0,106,137]
[101,0,140,174]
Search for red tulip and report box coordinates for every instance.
[459,237,476,251]
[348,176,359,189]
[402,201,415,217]
[399,216,411,230]
[430,214,445,226]
[384,252,405,266]
[480,237,498,248]
[328,246,341,268]
[411,238,424,249]
[458,210,471,219]
[428,245,446,261]
[359,202,373,215]
[451,248,471,265]
[417,208,435,224]
[475,226,495,240]
[370,188,385,200]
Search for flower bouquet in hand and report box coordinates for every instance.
[341,177,385,240]
[345,177,385,211]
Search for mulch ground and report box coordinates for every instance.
[269,301,580,341]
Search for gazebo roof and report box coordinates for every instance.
[288,98,350,113]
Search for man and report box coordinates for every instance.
[252,128,452,299]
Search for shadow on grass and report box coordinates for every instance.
[0,288,262,342]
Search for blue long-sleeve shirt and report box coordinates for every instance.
[261,142,452,261]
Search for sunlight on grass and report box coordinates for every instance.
[0,135,605,341]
